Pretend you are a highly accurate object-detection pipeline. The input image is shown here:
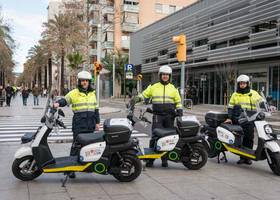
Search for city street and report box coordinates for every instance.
[0,95,280,200]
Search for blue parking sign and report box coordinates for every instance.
[125,64,134,72]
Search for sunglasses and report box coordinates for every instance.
[239,82,247,85]
[80,79,89,82]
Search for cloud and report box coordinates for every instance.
[2,8,47,73]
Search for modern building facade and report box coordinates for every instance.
[130,0,280,109]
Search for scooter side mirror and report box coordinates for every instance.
[58,109,65,117]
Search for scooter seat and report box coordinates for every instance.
[220,123,243,135]
[76,131,105,146]
[153,128,177,138]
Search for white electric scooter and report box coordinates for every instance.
[203,98,280,175]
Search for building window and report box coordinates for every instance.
[194,39,208,47]
[251,20,278,33]
[169,52,176,58]
[123,12,139,23]
[169,5,176,13]
[151,57,158,62]
[251,43,277,50]
[210,41,227,50]
[155,3,163,13]
[158,49,168,56]
[229,36,249,46]
[144,58,150,64]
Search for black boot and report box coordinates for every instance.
[237,158,252,165]
[146,160,154,167]
[161,158,168,167]
[69,172,76,179]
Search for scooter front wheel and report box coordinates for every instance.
[267,151,280,176]
[112,154,142,182]
[12,155,42,181]
[182,143,208,170]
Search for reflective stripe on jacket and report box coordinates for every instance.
[64,88,99,133]
[140,82,182,115]
[228,89,262,111]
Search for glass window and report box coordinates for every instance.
[251,20,278,33]
[169,5,176,13]
[123,12,138,23]
[229,36,249,46]
[194,39,208,47]
[155,3,162,13]
[210,41,227,50]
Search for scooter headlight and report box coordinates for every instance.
[264,125,273,134]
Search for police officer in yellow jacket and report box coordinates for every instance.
[135,65,183,167]
[225,74,262,165]
[54,71,100,178]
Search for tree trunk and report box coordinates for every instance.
[60,51,65,95]
[44,65,48,89]
[48,57,52,91]
[38,68,42,89]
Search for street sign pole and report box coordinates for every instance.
[112,54,115,98]
[180,62,185,106]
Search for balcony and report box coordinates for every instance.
[89,49,97,56]
[103,23,114,32]
[122,4,139,13]
[89,34,98,42]
[121,39,130,49]
[121,22,139,32]
[103,41,114,49]
[102,6,114,15]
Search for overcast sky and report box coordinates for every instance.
[0,0,50,73]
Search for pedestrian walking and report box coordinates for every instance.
[5,84,14,107]
[0,85,5,107]
[43,88,48,97]
[32,84,40,106]
[21,87,29,106]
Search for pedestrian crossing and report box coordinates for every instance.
[0,115,148,143]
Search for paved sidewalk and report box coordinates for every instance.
[1,140,280,200]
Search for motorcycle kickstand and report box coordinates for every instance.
[61,173,69,187]
[217,151,228,163]
[218,151,228,164]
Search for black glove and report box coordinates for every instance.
[176,109,183,117]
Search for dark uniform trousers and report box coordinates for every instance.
[150,114,175,162]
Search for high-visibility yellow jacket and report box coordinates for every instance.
[58,88,99,133]
[228,89,262,119]
[140,82,182,115]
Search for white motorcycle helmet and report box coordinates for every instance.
[237,74,250,83]
[77,71,92,80]
[158,65,172,84]
[159,65,172,75]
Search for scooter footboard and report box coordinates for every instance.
[14,146,32,159]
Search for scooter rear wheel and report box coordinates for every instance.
[12,155,42,181]
[267,151,280,176]
[112,154,142,182]
[182,143,208,170]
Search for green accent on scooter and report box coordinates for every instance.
[168,151,179,161]
[94,163,106,174]
[214,141,222,150]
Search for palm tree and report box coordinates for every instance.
[0,9,15,86]
[42,13,85,94]
[67,51,85,88]
[102,50,129,96]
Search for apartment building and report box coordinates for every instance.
[87,0,197,62]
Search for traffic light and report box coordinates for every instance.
[94,61,103,75]
[172,34,186,62]
[137,74,142,81]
